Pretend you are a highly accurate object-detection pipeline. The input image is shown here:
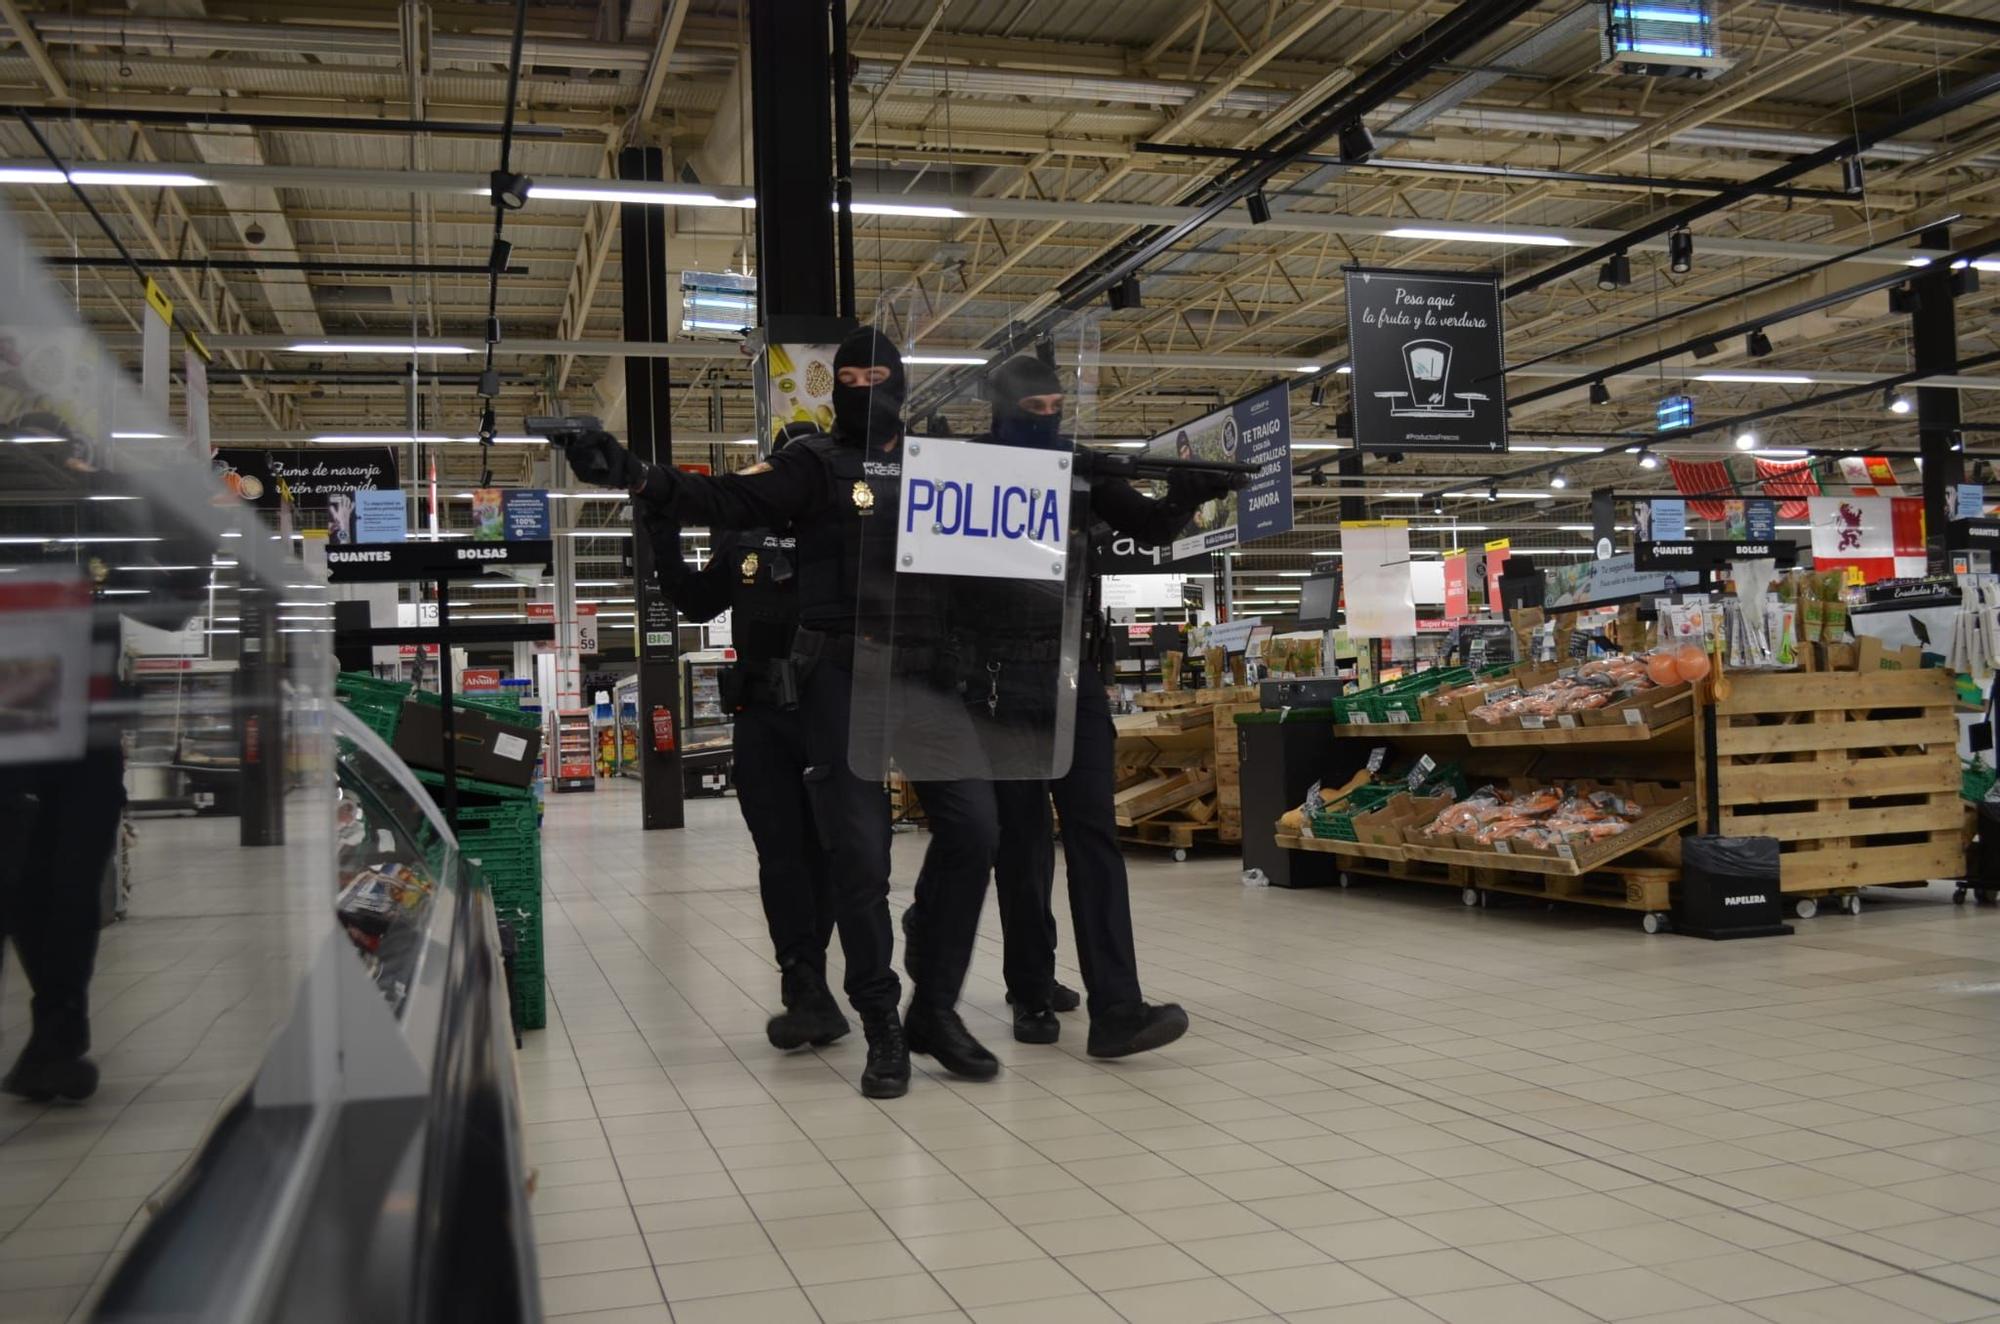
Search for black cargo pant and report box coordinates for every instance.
[800,661,998,1016]
[992,661,1143,1017]
[730,698,836,975]
[0,748,126,1061]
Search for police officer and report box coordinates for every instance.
[644,422,847,1052]
[952,354,1232,1056]
[558,328,1002,1099]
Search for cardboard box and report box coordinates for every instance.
[1580,682,1693,728]
[1855,636,1923,673]
[392,699,543,788]
[1353,793,1452,847]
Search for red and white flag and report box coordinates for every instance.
[1753,458,1818,520]
[1666,456,1732,521]
[1808,495,1925,582]
[1836,455,1903,497]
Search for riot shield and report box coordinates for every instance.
[846,320,1100,782]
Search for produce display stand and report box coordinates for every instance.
[1697,667,1961,916]
[1114,685,1256,859]
[1275,667,1965,929]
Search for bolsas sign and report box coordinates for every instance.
[895,436,1071,579]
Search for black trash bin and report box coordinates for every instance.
[1675,834,1793,939]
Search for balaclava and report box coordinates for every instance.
[829,327,906,446]
[987,354,1064,449]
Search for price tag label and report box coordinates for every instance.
[1387,710,1412,724]
[1493,839,1512,854]
[1557,714,1578,729]
[1351,712,1371,725]
[1406,754,1436,791]
[1520,715,1546,730]
[1487,685,1520,702]
[1623,707,1645,726]
[1556,843,1575,859]
[1367,746,1389,773]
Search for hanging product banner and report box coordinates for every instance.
[183,342,210,457]
[1443,550,1469,620]
[1545,553,1683,610]
[1343,520,1417,638]
[351,489,408,544]
[1483,537,1510,607]
[213,447,398,511]
[1142,381,1293,560]
[1648,499,1687,541]
[759,341,839,446]
[1344,267,1507,454]
[505,489,551,540]
[140,278,172,413]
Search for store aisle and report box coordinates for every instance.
[524,781,2000,1324]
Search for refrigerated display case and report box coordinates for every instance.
[551,708,595,792]
[612,673,642,778]
[681,650,734,795]
[125,656,239,815]
[94,708,539,1323]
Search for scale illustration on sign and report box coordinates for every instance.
[1375,337,1489,420]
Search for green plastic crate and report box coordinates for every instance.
[1308,784,1404,840]
[409,687,541,731]
[335,672,414,742]
[1964,759,1996,805]
[413,766,536,805]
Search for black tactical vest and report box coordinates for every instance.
[722,530,798,666]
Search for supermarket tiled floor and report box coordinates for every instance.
[5,782,2000,1324]
[522,781,2000,1324]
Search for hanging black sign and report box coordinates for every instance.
[1633,539,1797,572]
[325,538,554,583]
[1092,527,1214,576]
[1345,267,1508,455]
[213,447,398,511]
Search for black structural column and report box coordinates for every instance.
[620,144,686,831]
[1912,223,1963,573]
[749,0,838,322]
[236,582,283,846]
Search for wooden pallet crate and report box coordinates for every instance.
[1698,669,1962,893]
[1113,769,1217,826]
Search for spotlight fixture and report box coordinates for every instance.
[1668,226,1693,275]
[488,237,513,273]
[1888,283,1922,315]
[1106,276,1143,311]
[1588,380,1611,406]
[489,169,532,211]
[1691,338,1720,360]
[1734,430,1758,451]
[1308,379,1326,408]
[1636,448,1660,470]
[1550,468,1570,490]
[1432,497,1445,515]
[1597,252,1632,292]
[1885,387,1913,415]
[1745,329,1773,358]
[1246,189,1272,226]
[1486,483,1499,502]
[1842,156,1864,194]
[1338,120,1376,164]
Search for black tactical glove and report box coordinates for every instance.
[559,429,647,491]
[1166,466,1241,508]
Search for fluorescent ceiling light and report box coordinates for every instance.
[7,436,62,444]
[111,431,167,439]
[1292,442,1345,451]
[1384,226,1573,247]
[1294,364,1323,374]
[1751,448,1810,458]
[286,342,476,355]
[848,201,968,218]
[0,167,67,184]
[67,169,208,187]
[529,184,753,208]
[904,354,988,366]
[1335,364,1352,374]
[1695,373,1815,384]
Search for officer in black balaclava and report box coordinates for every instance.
[907,353,1229,1058]
[642,421,850,1052]
[557,326,1005,1098]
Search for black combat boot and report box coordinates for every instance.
[2,998,97,1103]
[1086,1001,1189,1059]
[904,1003,1000,1080]
[1007,981,1081,1013]
[859,1009,910,1099]
[1012,1002,1060,1045]
[766,962,850,1050]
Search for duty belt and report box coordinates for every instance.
[792,627,943,678]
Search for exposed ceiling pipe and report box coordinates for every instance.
[1752,0,2000,40]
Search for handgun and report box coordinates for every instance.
[523,414,603,443]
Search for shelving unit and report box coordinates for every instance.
[126,656,239,816]
[680,650,734,795]
[551,709,596,793]
[611,674,642,779]
[1273,668,1967,928]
